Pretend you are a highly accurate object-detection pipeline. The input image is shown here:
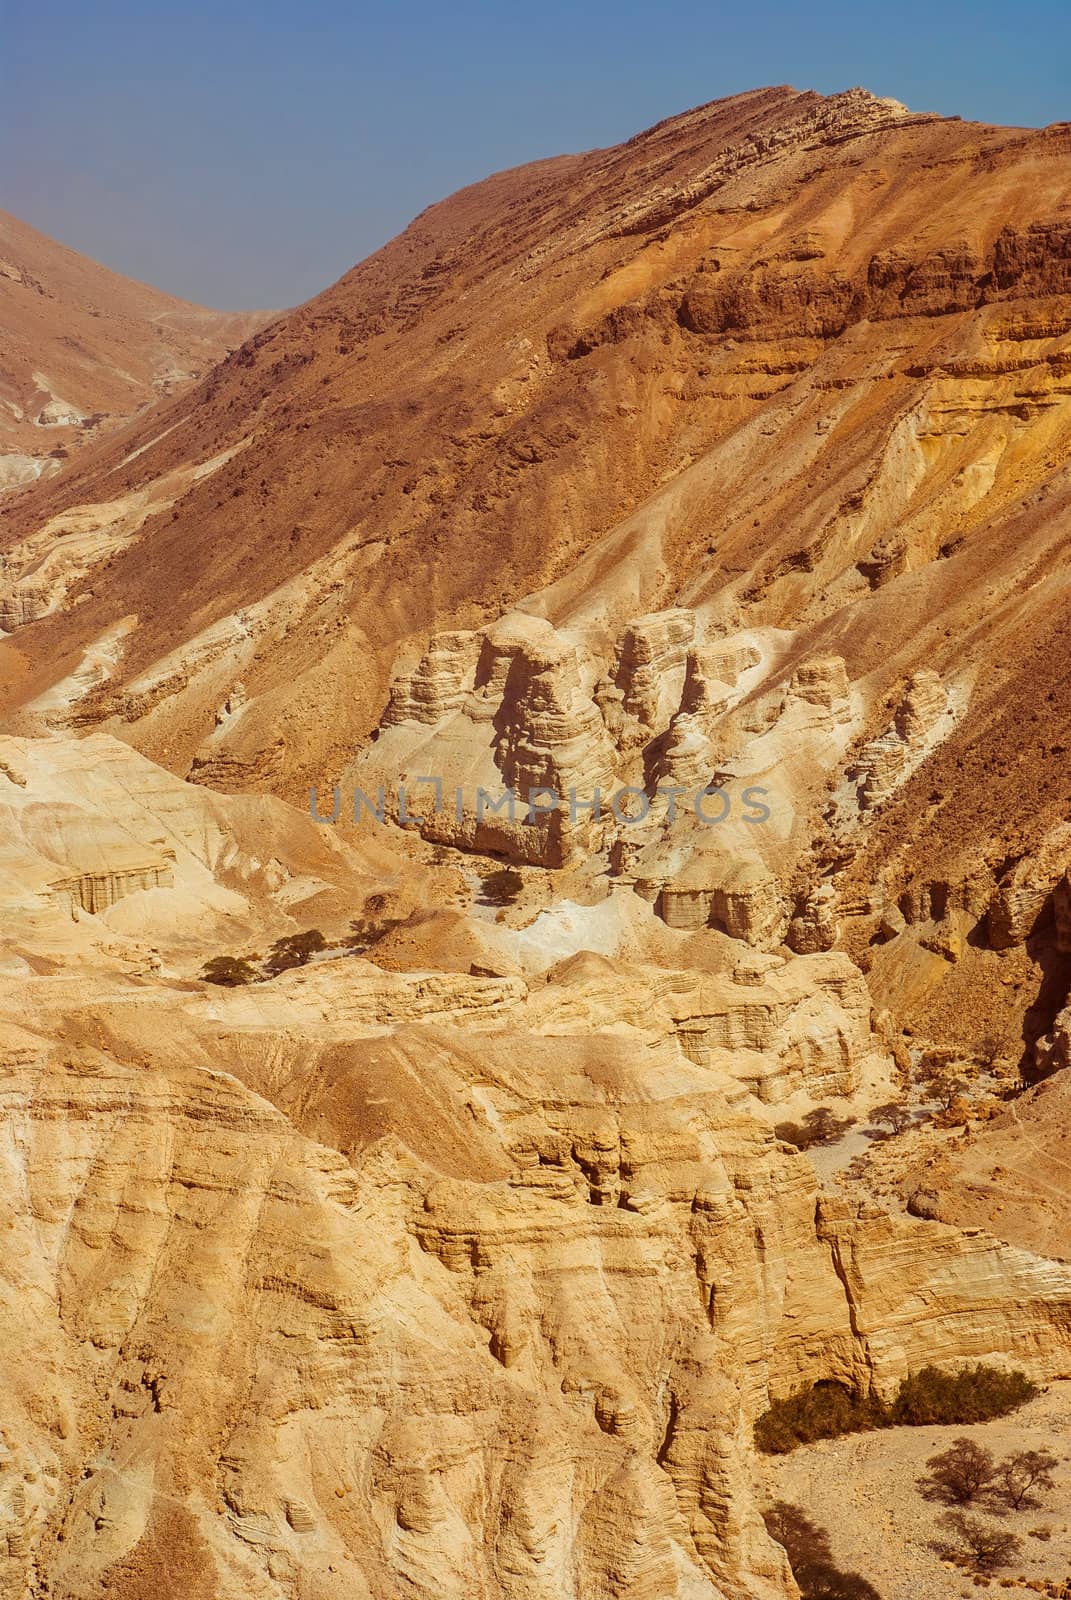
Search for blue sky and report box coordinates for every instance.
[4,0,1069,310]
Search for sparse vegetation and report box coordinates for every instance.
[774,1106,857,1149]
[755,1365,1039,1454]
[201,928,333,985]
[763,1501,883,1599]
[934,1510,1022,1571]
[868,1100,913,1136]
[918,1438,997,1504]
[349,893,405,949]
[891,1365,1039,1427]
[264,928,327,974]
[478,865,524,907]
[200,954,258,987]
[993,1448,1058,1510]
[349,914,403,948]
[754,1381,887,1453]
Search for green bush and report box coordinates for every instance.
[478,866,524,907]
[264,928,327,974]
[754,1381,888,1453]
[935,1510,1022,1571]
[775,1107,856,1149]
[891,1364,1038,1426]
[201,955,258,987]
[756,1364,1038,1454]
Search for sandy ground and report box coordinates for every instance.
[763,1380,1071,1598]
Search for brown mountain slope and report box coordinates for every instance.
[0,208,271,492]
[3,83,1071,1064]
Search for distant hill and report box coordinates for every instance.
[0,207,272,491]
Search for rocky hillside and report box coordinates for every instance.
[3,85,1070,1059]
[3,84,1071,1599]
[0,209,270,492]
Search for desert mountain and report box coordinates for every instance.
[3,84,1071,1060]
[3,85,1071,1599]
[0,208,270,493]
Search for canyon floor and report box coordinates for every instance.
[766,1380,1071,1599]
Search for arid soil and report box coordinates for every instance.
[766,1381,1071,1599]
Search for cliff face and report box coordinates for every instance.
[4,926,1071,1600]
[0,730,1069,1598]
[3,86,1071,1065]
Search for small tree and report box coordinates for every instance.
[796,1567,882,1600]
[776,1107,856,1150]
[478,866,524,907]
[201,955,258,987]
[265,929,327,974]
[937,1511,1021,1570]
[993,1448,1058,1510]
[918,1438,996,1504]
[870,1101,912,1136]
[764,1502,831,1566]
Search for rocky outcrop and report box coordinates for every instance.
[50,859,175,915]
[614,609,695,729]
[789,656,851,729]
[893,669,946,742]
[850,670,949,809]
[786,882,838,954]
[383,630,481,725]
[660,855,784,946]
[987,823,1071,949]
[669,949,871,1099]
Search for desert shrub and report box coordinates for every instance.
[918,1438,996,1504]
[992,1448,1058,1510]
[868,1101,913,1136]
[478,866,524,906]
[935,1511,1021,1570]
[891,1364,1038,1427]
[264,929,327,974]
[756,1366,1038,1454]
[774,1107,856,1150]
[201,955,258,986]
[755,1381,887,1453]
[763,1502,883,1599]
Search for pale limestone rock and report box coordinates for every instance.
[383,630,482,725]
[893,668,946,741]
[688,643,761,695]
[660,855,784,947]
[987,822,1071,949]
[649,712,717,792]
[786,881,838,953]
[854,731,907,808]
[789,656,851,726]
[851,670,948,808]
[614,609,696,728]
[670,950,870,1100]
[1035,1004,1071,1074]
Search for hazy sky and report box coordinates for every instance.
[4,0,1069,311]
